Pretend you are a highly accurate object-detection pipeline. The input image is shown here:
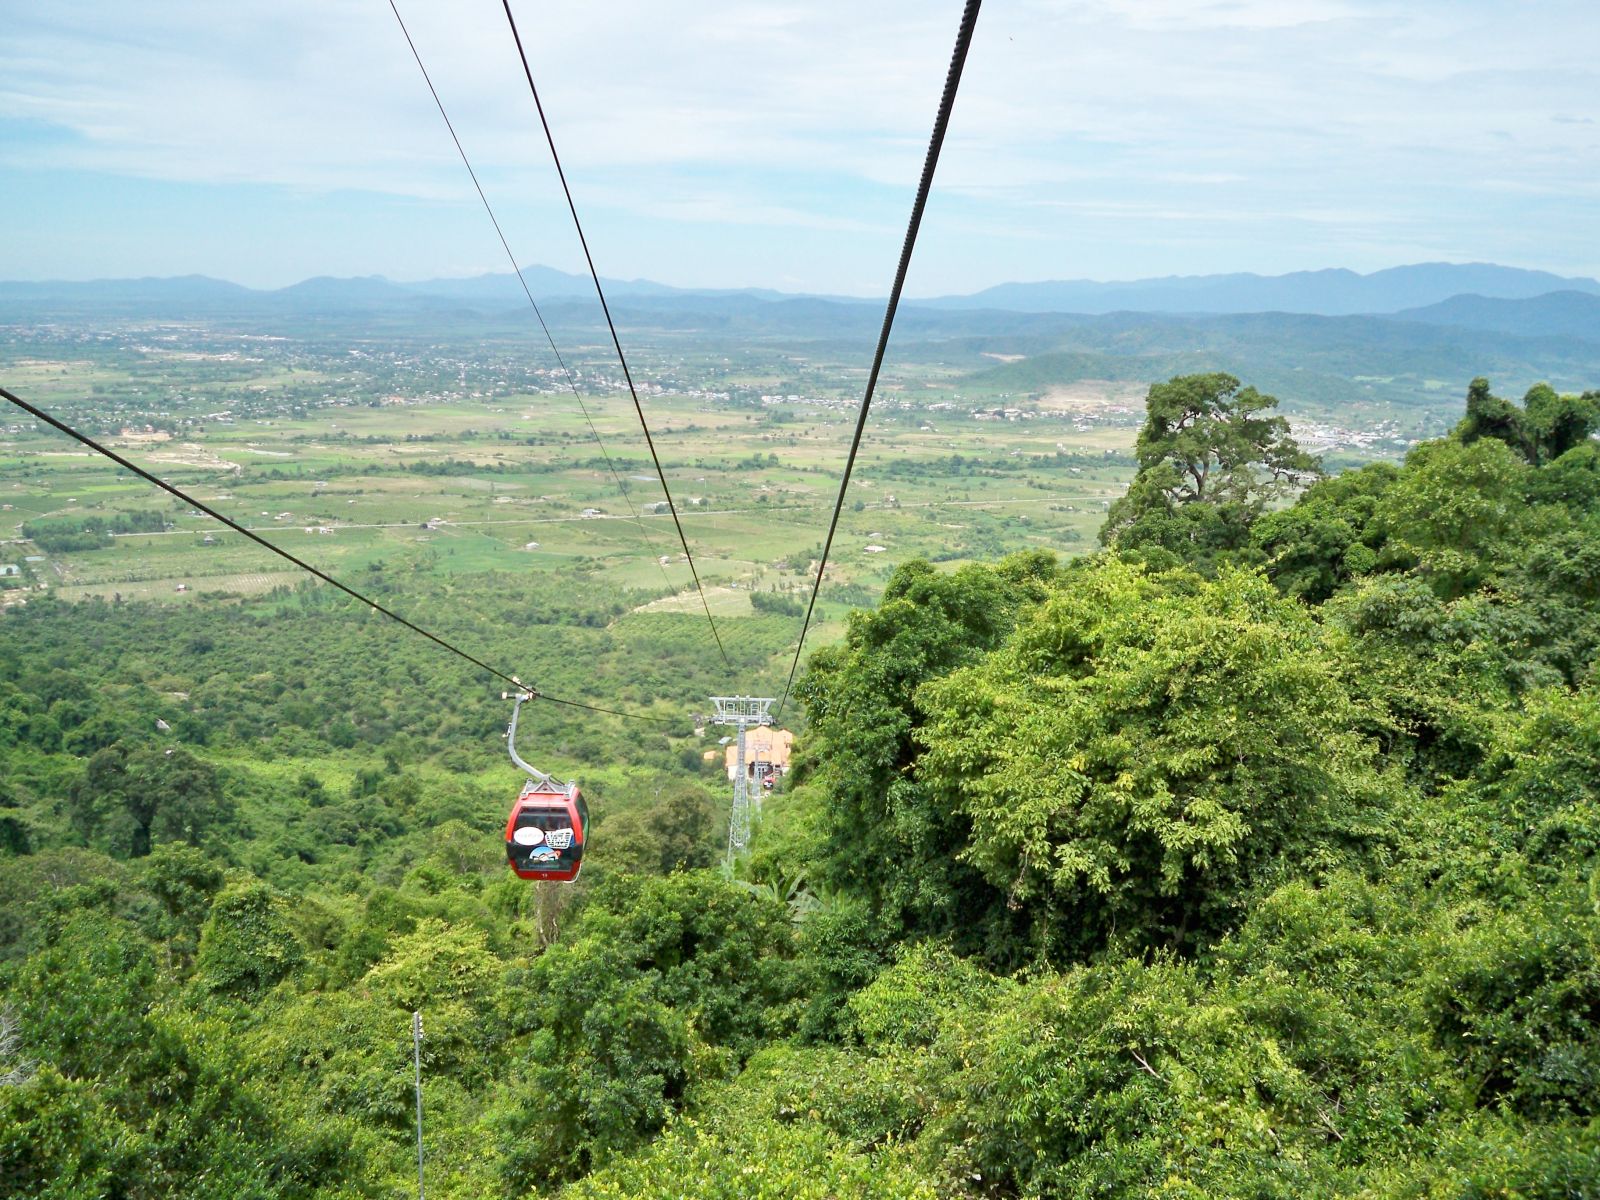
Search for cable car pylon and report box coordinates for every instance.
[709,695,775,867]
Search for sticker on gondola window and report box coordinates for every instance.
[512,826,545,846]
[545,828,574,850]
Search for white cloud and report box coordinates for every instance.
[1,0,1597,286]
[1070,0,1361,32]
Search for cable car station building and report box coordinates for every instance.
[724,725,793,787]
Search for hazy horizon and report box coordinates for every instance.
[4,258,1598,300]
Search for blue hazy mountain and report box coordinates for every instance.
[0,267,802,318]
[3,265,1597,425]
[0,274,254,309]
[919,263,1600,316]
[402,266,798,304]
[1392,290,1600,343]
[6,262,1598,319]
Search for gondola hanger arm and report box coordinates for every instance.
[504,688,557,787]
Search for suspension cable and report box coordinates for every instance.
[498,0,730,668]
[386,0,681,606]
[0,385,673,726]
[777,0,983,717]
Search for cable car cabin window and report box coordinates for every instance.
[506,803,583,880]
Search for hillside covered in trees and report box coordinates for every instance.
[3,375,1599,1198]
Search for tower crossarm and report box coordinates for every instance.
[709,695,776,727]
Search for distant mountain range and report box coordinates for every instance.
[4,261,1599,322]
[919,263,1600,316]
[0,267,800,319]
[2,264,1595,425]
[1393,290,1600,341]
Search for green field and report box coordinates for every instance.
[1,324,1140,655]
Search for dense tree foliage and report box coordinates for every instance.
[1101,372,1319,566]
[917,561,1399,957]
[494,873,797,1190]
[3,372,1598,1197]
[784,553,1061,963]
[70,741,231,859]
[1456,376,1600,465]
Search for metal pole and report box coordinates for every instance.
[710,697,775,868]
[412,1011,425,1200]
[734,718,749,853]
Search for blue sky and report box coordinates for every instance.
[2,0,1597,294]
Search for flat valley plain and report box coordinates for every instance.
[0,296,1483,667]
[0,296,1586,844]
[0,325,1141,666]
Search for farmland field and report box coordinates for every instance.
[4,298,1444,704]
[0,317,1143,666]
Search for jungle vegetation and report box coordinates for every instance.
[2,374,1599,1198]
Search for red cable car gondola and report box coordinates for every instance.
[502,689,588,883]
[505,778,587,882]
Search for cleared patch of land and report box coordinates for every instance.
[50,570,306,603]
[632,585,753,617]
[1039,381,1150,412]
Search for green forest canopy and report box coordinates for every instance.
[2,374,1598,1198]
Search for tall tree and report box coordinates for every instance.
[1101,372,1318,566]
[1375,436,1529,598]
[1455,376,1533,460]
[69,742,231,859]
[1524,383,1600,463]
[1455,377,1600,465]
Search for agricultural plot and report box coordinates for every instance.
[1,323,1143,657]
[24,308,1436,687]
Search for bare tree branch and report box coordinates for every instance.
[1129,1048,1164,1081]
[0,1007,34,1087]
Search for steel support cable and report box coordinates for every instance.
[385,0,680,606]
[0,385,672,726]
[777,0,983,717]
[498,0,730,668]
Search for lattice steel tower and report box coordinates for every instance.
[709,695,775,866]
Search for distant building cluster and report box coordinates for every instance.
[725,726,793,789]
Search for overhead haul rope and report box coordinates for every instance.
[499,0,731,669]
[776,0,983,717]
[0,385,673,725]
[384,0,682,608]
